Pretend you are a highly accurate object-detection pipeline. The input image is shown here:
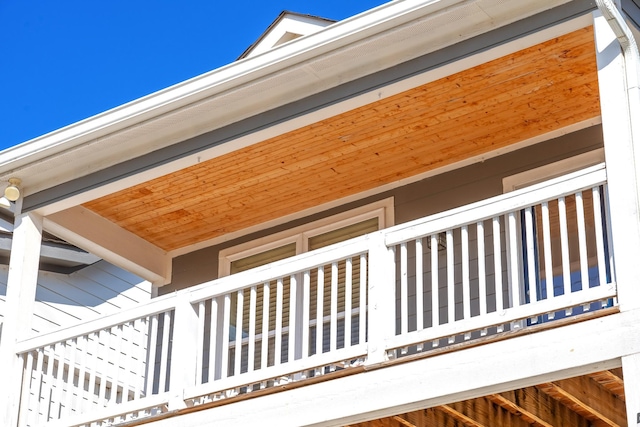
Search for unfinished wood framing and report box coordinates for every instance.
[349,369,626,427]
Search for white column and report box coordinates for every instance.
[623,353,640,426]
[594,12,640,311]
[0,207,43,427]
[167,292,199,410]
[365,231,396,366]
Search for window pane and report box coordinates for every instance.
[308,217,379,251]
[230,243,297,274]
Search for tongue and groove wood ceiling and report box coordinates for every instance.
[83,27,600,252]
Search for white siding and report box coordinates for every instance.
[0,260,151,338]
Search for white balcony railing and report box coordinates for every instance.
[13,164,616,427]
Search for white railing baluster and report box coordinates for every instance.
[18,352,34,426]
[507,212,521,310]
[345,258,353,348]
[123,321,136,403]
[110,325,123,405]
[209,297,219,381]
[415,238,424,333]
[74,334,88,413]
[221,294,231,377]
[97,328,111,406]
[33,347,45,425]
[400,242,408,334]
[524,207,538,303]
[302,271,311,358]
[330,262,338,352]
[87,331,100,408]
[158,312,171,393]
[493,217,503,314]
[316,266,324,356]
[63,337,77,416]
[274,279,283,366]
[146,315,159,395]
[288,274,297,363]
[477,222,487,317]
[461,225,470,321]
[359,254,367,345]
[234,289,244,377]
[558,196,572,297]
[541,202,553,304]
[52,341,65,418]
[196,301,206,383]
[446,230,455,325]
[592,186,608,287]
[43,344,55,421]
[133,318,146,400]
[248,285,257,373]
[576,191,589,291]
[260,284,269,370]
[431,234,439,332]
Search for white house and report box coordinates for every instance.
[0,0,639,426]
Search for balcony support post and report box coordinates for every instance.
[0,202,43,427]
[167,292,199,409]
[594,11,640,311]
[365,231,396,366]
[622,352,640,426]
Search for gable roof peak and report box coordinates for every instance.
[238,11,335,60]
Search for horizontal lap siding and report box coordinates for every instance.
[0,260,151,336]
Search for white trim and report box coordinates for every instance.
[218,198,394,277]
[502,148,606,192]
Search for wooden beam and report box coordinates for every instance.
[489,392,554,427]
[537,379,624,427]
[588,370,625,402]
[45,206,171,285]
[492,386,592,427]
[391,415,416,427]
[438,405,487,427]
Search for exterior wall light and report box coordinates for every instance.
[4,178,22,202]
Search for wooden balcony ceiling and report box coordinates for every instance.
[84,27,600,252]
[348,369,626,427]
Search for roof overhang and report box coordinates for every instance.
[0,0,586,207]
[0,0,603,286]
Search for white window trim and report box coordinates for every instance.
[502,148,605,192]
[218,197,394,277]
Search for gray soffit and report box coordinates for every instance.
[22,0,597,213]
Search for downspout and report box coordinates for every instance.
[595,0,640,181]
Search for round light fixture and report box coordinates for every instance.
[4,178,21,202]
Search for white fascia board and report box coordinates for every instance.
[43,206,171,285]
[0,0,573,201]
[148,310,638,427]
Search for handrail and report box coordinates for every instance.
[386,163,606,245]
[16,164,607,354]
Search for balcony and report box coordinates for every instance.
[13,164,616,427]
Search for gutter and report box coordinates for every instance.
[595,0,640,180]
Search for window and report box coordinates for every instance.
[219,198,393,276]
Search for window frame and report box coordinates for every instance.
[218,197,394,277]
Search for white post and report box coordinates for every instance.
[594,12,640,311]
[167,292,199,409]
[365,231,396,366]
[622,353,640,426]
[0,205,43,427]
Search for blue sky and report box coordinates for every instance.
[0,1,387,151]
